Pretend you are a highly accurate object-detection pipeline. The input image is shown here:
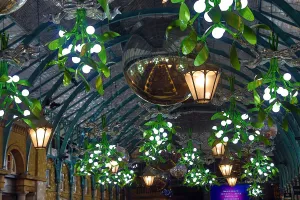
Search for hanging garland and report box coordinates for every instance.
[247,183,263,198]
[208,77,270,147]
[184,165,218,189]
[139,114,176,164]
[0,32,42,126]
[247,33,300,131]
[167,0,268,70]
[46,6,119,95]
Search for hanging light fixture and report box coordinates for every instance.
[28,118,52,149]
[212,142,226,157]
[142,169,156,187]
[219,157,233,177]
[184,63,221,103]
[107,160,119,173]
[227,176,237,187]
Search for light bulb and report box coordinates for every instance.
[240,0,248,9]
[270,163,274,167]
[14,96,22,104]
[232,139,239,144]
[62,48,70,56]
[212,27,225,39]
[223,137,229,142]
[90,154,94,158]
[75,44,84,52]
[272,103,280,113]
[86,26,95,35]
[22,89,29,97]
[236,125,241,129]
[72,57,81,64]
[277,87,284,94]
[153,128,158,134]
[241,114,249,120]
[13,115,18,119]
[226,119,232,125]
[263,93,271,101]
[219,0,231,11]
[256,162,259,166]
[159,128,164,132]
[204,12,212,22]
[194,1,206,13]
[89,159,93,163]
[249,135,255,141]
[283,73,291,81]
[155,136,160,141]
[94,162,99,166]
[24,110,30,116]
[118,157,122,161]
[221,121,227,126]
[167,122,172,127]
[255,130,260,135]
[149,136,154,141]
[163,132,168,137]
[12,75,20,82]
[267,166,270,170]
[0,110,4,117]
[68,44,73,50]
[264,87,270,94]
[59,30,65,38]
[212,126,217,130]
[82,65,92,74]
[6,76,12,83]
[293,91,298,97]
[281,89,289,97]
[92,44,102,53]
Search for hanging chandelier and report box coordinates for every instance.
[227,176,237,187]
[219,157,233,177]
[184,63,221,103]
[28,118,52,149]
[212,142,226,158]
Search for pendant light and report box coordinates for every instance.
[28,117,52,149]
[212,141,226,158]
[227,176,237,187]
[219,157,233,177]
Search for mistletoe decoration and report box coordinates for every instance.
[0,32,42,126]
[241,150,278,183]
[248,34,300,131]
[168,0,267,70]
[184,165,218,189]
[139,114,176,164]
[178,138,202,166]
[47,8,119,95]
[248,183,263,198]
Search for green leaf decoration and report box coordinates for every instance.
[252,122,264,129]
[171,0,184,3]
[238,7,255,21]
[98,31,120,43]
[0,75,9,82]
[17,80,31,86]
[282,117,289,132]
[267,116,274,127]
[98,45,107,64]
[179,2,190,31]
[98,0,110,20]
[63,70,72,86]
[223,12,244,32]
[167,143,172,151]
[251,24,271,30]
[194,43,209,66]
[247,79,263,91]
[243,25,257,45]
[81,57,99,71]
[257,109,266,123]
[253,90,261,105]
[230,43,241,71]
[208,6,222,23]
[48,38,65,51]
[96,75,104,95]
[99,62,110,78]
[30,99,42,118]
[182,30,197,55]
[166,20,180,39]
[281,101,300,114]
[80,43,90,57]
[211,112,226,120]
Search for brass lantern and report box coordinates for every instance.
[212,142,226,157]
[28,118,52,149]
[108,160,119,173]
[142,169,156,187]
[227,176,237,187]
[184,63,221,103]
[219,157,233,177]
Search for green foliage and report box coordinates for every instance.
[178,139,202,166]
[139,114,176,164]
[46,9,119,95]
[167,0,263,70]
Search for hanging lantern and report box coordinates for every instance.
[212,142,226,157]
[219,157,233,177]
[108,160,119,173]
[28,118,52,149]
[142,169,156,187]
[184,63,221,103]
[227,176,237,187]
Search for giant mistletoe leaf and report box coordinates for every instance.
[243,25,257,45]
[230,43,241,71]
[181,30,197,55]
[194,43,209,66]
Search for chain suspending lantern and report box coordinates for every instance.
[139,114,176,164]
[168,0,265,70]
[47,6,119,95]
[0,32,42,126]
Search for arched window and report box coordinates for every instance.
[6,152,16,174]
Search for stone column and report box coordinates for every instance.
[17,192,28,200]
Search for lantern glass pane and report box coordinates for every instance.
[143,176,155,187]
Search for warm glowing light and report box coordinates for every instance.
[227,177,237,187]
[143,176,155,187]
[107,160,119,173]
[29,126,52,149]
[212,142,226,157]
[219,158,233,176]
[185,65,221,103]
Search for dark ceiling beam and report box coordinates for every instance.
[263,0,300,28]
[260,10,298,28]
